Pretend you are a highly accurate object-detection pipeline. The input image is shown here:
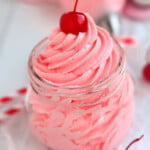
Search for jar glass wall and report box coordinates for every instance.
[27,38,134,150]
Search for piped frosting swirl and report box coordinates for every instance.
[34,14,119,86]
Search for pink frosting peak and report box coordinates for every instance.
[34,14,119,86]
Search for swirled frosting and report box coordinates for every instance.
[34,14,119,86]
[29,13,134,150]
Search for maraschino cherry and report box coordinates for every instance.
[60,0,88,35]
[143,50,150,82]
[143,63,150,82]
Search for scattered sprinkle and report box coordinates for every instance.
[17,87,27,95]
[0,96,13,103]
[5,108,20,115]
[117,37,136,45]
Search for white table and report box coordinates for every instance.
[0,0,61,96]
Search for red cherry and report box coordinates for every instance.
[143,63,150,82]
[60,11,88,35]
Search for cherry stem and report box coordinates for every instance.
[74,0,79,12]
[125,135,144,150]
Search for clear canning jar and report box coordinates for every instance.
[27,38,134,150]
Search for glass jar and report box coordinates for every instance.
[27,38,134,150]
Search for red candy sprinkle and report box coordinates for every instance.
[119,37,136,45]
[17,87,27,95]
[0,96,13,103]
[5,108,20,115]
[143,63,150,82]
[60,0,88,35]
[125,135,144,150]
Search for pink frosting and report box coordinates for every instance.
[34,15,119,86]
[28,14,134,150]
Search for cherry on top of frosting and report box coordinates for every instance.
[60,0,88,35]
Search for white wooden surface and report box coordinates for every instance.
[0,0,61,96]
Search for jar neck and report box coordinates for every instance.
[28,38,126,102]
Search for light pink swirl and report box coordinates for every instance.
[34,14,119,86]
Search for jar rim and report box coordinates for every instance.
[28,37,125,92]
